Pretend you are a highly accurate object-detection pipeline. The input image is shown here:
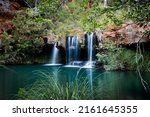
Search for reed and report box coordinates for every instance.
[17,69,92,100]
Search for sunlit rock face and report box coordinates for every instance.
[103,22,150,45]
[0,0,24,39]
[0,0,10,14]
[0,0,24,15]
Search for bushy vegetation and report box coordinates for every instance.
[0,9,53,64]
[0,0,149,66]
[0,30,44,64]
[11,0,146,38]
[110,0,150,23]
[96,40,150,71]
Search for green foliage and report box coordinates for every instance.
[118,49,138,70]
[97,40,123,70]
[136,51,150,72]
[144,30,150,38]
[13,11,54,37]
[1,31,44,64]
[17,70,91,100]
[1,0,149,64]
[0,7,55,64]
[48,0,127,34]
[6,0,150,38]
[38,0,60,18]
[96,40,150,71]
[108,0,150,23]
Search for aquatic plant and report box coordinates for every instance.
[17,70,92,100]
[17,67,150,100]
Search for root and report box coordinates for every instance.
[136,37,150,93]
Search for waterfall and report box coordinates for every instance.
[73,36,79,61]
[68,36,72,63]
[82,32,96,68]
[104,0,107,7]
[51,43,58,64]
[87,32,94,62]
[67,36,79,64]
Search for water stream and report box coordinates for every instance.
[87,32,94,62]
[83,32,96,68]
[51,43,58,64]
[67,36,79,64]
[104,0,107,7]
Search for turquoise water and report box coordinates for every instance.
[0,65,150,100]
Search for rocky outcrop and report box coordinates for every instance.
[0,0,25,39]
[103,22,150,45]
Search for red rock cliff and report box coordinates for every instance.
[0,0,25,39]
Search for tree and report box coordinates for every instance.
[109,0,150,23]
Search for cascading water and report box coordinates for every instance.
[68,36,72,63]
[67,36,79,64]
[83,32,96,68]
[74,36,79,61]
[68,37,72,63]
[51,43,58,64]
[104,0,107,7]
[87,32,94,62]
[85,33,95,92]
[66,33,97,68]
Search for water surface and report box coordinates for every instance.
[0,65,150,99]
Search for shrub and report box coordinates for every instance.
[96,40,150,71]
